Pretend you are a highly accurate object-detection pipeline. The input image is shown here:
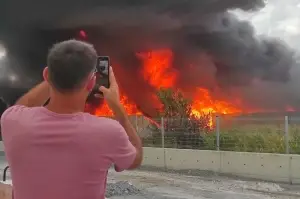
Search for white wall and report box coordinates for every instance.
[142,147,300,184]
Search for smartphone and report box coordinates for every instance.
[87,56,110,105]
[93,56,110,94]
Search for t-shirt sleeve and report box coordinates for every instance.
[109,123,137,172]
[1,105,27,122]
[1,105,27,138]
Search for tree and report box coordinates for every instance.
[156,88,211,133]
[153,88,212,149]
[156,88,191,118]
[143,87,213,149]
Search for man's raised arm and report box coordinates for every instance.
[112,104,143,170]
[15,81,49,107]
[100,67,143,170]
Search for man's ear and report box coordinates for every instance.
[86,74,96,91]
[43,67,49,82]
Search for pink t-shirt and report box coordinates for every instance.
[1,105,137,199]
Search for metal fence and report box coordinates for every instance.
[129,115,300,154]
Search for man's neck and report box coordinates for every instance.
[45,95,86,114]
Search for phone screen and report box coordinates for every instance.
[96,56,110,90]
[86,56,110,105]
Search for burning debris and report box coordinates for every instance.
[1,0,300,116]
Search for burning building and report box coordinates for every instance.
[0,0,299,119]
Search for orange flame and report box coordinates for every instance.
[90,48,293,125]
[136,49,177,88]
[93,95,142,117]
[136,49,241,127]
[191,88,242,126]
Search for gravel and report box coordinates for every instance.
[106,181,140,198]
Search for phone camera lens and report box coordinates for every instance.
[99,66,105,71]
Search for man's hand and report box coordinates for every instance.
[99,67,122,112]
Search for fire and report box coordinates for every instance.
[93,95,142,117]
[136,49,177,88]
[90,48,248,127]
[136,49,241,127]
[191,88,242,126]
[191,88,242,115]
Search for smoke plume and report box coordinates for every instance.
[2,0,300,110]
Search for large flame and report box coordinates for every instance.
[91,48,244,128]
[191,88,242,126]
[136,49,177,88]
[135,50,241,125]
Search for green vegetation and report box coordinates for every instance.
[142,124,300,154]
[141,88,300,154]
[156,88,192,118]
[156,88,212,131]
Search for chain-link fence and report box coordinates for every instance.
[128,115,300,154]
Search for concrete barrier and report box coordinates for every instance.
[220,151,292,183]
[165,149,221,172]
[1,141,299,184]
[142,147,300,184]
[142,147,165,168]
[290,155,300,184]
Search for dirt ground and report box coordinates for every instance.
[107,169,300,199]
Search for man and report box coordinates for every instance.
[0,40,143,199]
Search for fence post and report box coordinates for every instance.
[161,117,165,149]
[216,115,220,151]
[161,117,167,170]
[135,115,138,133]
[284,116,289,154]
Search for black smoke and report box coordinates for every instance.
[1,0,299,111]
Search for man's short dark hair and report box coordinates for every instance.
[47,39,97,92]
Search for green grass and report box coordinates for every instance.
[142,124,300,154]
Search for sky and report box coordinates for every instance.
[233,0,300,49]
[227,0,300,110]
